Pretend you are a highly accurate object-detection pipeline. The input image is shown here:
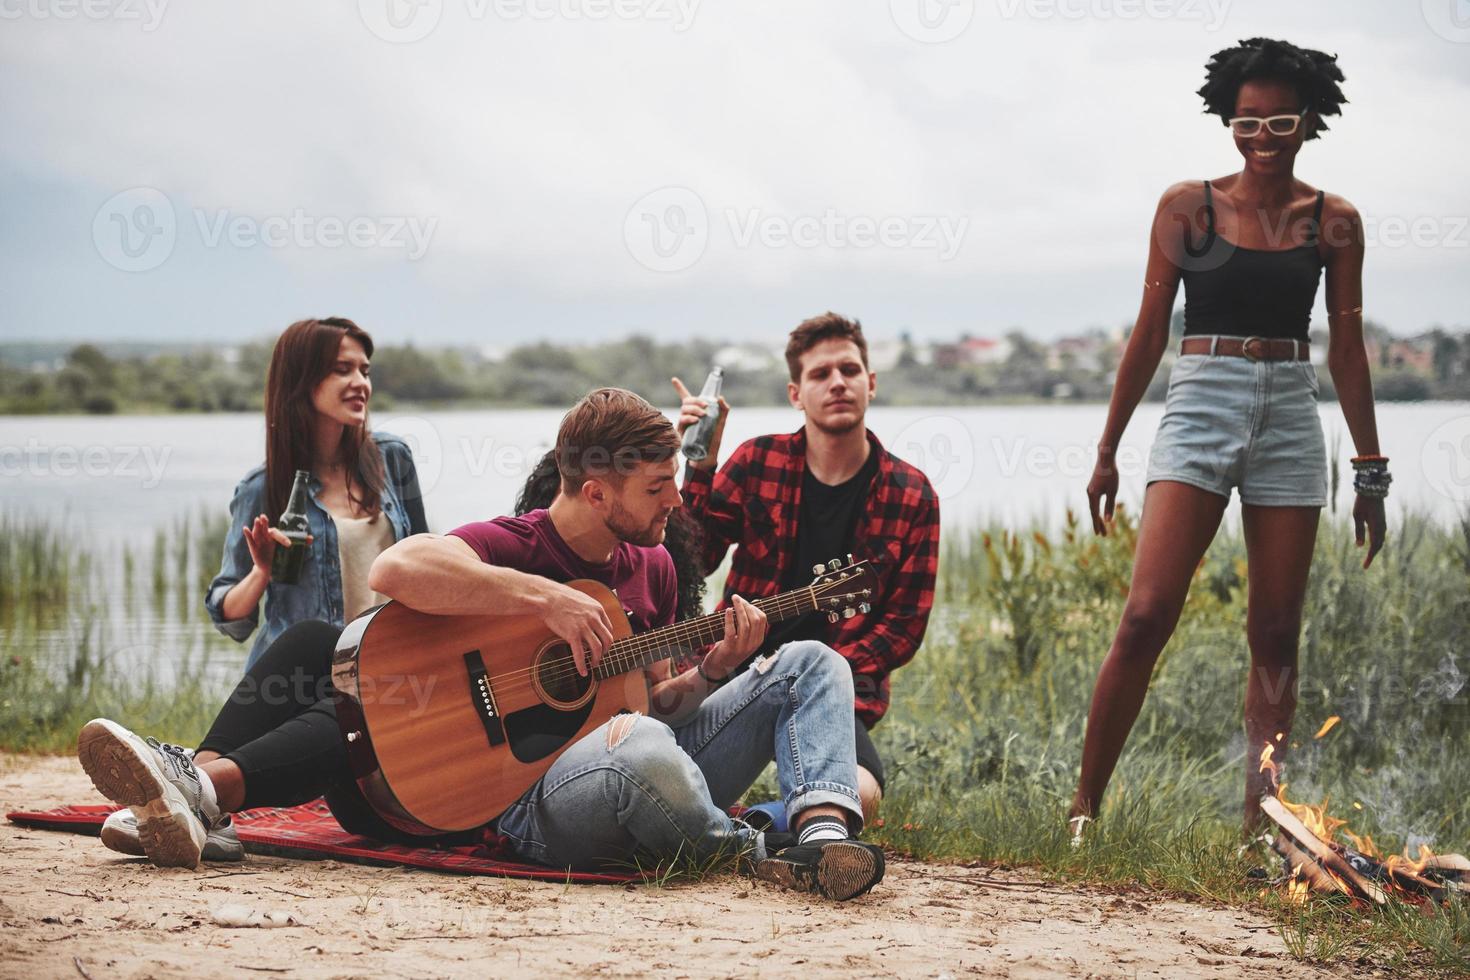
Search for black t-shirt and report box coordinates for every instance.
[753,448,880,659]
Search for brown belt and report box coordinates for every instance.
[1179,336,1309,361]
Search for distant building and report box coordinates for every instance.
[1363,335,1435,374]
[933,335,1011,368]
[714,344,780,373]
[1047,335,1104,373]
[867,337,932,371]
[1386,337,1435,374]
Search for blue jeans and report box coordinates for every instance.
[493,640,862,870]
[1146,344,1327,507]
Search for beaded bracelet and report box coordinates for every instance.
[1352,456,1392,498]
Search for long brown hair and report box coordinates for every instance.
[264,317,386,521]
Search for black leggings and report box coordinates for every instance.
[198,620,350,808]
[197,620,446,843]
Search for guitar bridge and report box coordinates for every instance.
[464,651,506,746]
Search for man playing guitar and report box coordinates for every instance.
[76,388,886,900]
[674,313,941,821]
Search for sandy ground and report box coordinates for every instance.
[0,753,1355,980]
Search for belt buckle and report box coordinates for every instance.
[1241,336,1265,362]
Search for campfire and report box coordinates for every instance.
[1257,720,1469,905]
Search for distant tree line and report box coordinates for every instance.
[2,321,1467,415]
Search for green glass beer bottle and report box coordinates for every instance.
[270,469,312,585]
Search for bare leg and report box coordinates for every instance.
[193,750,221,766]
[199,758,246,814]
[1069,481,1229,822]
[857,766,883,823]
[1240,503,1319,832]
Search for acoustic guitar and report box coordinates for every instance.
[331,557,876,835]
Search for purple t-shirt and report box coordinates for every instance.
[447,508,677,633]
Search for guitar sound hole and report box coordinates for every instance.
[535,644,594,708]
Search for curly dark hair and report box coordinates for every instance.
[514,449,708,622]
[1198,37,1346,140]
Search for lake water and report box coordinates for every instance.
[5,403,1470,544]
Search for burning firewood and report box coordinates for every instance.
[1256,726,1467,905]
[1261,795,1388,904]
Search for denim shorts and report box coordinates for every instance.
[1145,347,1328,507]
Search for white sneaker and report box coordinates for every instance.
[100,807,244,862]
[78,719,222,869]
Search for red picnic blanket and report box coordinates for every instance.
[6,801,639,884]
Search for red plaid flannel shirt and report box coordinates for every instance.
[681,426,939,727]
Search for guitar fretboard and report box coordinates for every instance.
[591,587,819,680]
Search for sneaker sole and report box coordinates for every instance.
[100,816,245,862]
[77,720,205,869]
[756,841,885,901]
[99,818,146,857]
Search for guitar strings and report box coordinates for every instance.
[479,589,822,696]
[461,578,868,698]
[452,590,814,700]
[461,594,819,702]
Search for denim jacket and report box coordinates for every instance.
[204,432,429,668]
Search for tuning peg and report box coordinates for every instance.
[827,559,840,571]
[846,552,854,564]
[827,612,840,624]
[842,607,856,619]
[858,603,871,614]
[812,563,825,575]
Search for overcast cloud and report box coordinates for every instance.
[1,0,1467,346]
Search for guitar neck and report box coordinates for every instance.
[591,587,818,681]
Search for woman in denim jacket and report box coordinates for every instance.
[204,317,429,669]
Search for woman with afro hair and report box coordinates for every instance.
[1070,38,1388,839]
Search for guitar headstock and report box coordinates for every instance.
[807,555,876,624]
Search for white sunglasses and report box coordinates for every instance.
[1228,107,1309,138]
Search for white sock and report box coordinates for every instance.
[797,816,848,845]
[193,766,221,822]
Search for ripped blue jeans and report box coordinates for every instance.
[493,640,863,870]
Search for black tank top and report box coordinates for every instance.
[1180,181,1325,344]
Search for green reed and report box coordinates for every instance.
[0,508,237,752]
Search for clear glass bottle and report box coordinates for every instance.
[681,366,724,462]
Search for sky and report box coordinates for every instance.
[1,0,1467,347]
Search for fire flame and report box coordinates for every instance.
[1258,730,1346,845]
[1384,844,1436,879]
[1258,722,1449,903]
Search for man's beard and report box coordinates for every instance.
[606,500,668,547]
[808,407,864,437]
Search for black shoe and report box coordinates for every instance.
[754,839,885,901]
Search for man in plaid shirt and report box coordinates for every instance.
[674,313,940,820]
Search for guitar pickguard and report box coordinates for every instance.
[503,700,597,764]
